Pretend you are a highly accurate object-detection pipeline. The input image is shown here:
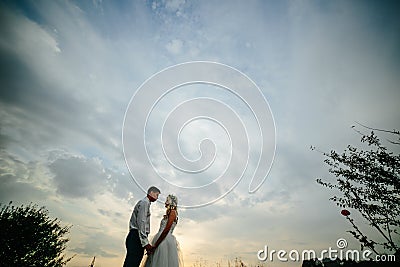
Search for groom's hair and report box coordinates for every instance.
[147,186,161,194]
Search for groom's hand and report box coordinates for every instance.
[144,244,154,254]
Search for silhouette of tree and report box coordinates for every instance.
[314,125,400,255]
[0,201,73,266]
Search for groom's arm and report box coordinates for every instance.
[136,200,150,248]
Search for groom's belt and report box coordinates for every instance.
[130,228,149,236]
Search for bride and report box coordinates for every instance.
[141,194,184,267]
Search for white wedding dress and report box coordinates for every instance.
[141,216,184,267]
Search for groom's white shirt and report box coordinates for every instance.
[130,196,151,247]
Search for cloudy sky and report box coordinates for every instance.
[1,0,399,266]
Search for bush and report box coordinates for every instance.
[0,202,73,267]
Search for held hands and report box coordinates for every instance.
[144,244,157,255]
[144,244,153,255]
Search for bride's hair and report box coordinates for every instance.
[165,194,178,222]
[166,194,178,208]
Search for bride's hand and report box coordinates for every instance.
[145,244,154,255]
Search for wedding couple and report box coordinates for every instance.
[123,186,183,267]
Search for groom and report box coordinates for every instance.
[123,186,161,267]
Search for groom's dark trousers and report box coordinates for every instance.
[123,229,144,267]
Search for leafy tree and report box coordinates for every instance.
[313,125,400,255]
[0,202,73,266]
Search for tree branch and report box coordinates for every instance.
[350,188,397,250]
[354,121,400,135]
